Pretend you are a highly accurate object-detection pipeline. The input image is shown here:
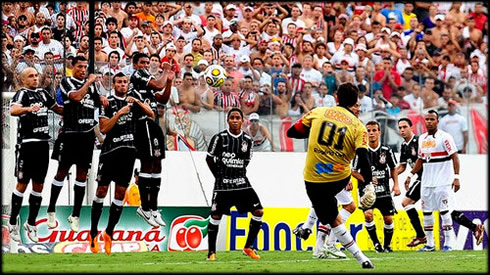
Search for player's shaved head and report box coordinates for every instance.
[21,67,39,89]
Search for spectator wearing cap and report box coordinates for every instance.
[222,4,238,32]
[13,35,27,53]
[355,43,374,72]
[239,5,257,29]
[223,18,241,42]
[15,48,43,74]
[173,17,204,45]
[238,56,258,80]
[160,43,180,75]
[439,100,468,153]
[468,3,487,31]
[120,15,143,42]
[402,3,417,30]
[374,57,401,100]
[136,2,156,27]
[330,38,359,76]
[431,14,449,49]
[245,113,275,152]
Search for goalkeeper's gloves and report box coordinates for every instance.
[360,183,376,209]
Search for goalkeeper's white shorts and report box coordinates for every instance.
[421,185,456,212]
[335,189,354,206]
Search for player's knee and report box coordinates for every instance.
[31,182,44,193]
[95,186,109,198]
[15,183,28,193]
[252,209,264,217]
[210,214,222,221]
[344,202,356,213]
[364,211,373,222]
[383,215,393,225]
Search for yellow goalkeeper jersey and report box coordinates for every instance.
[301,106,368,183]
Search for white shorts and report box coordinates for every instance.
[335,188,354,206]
[421,185,455,212]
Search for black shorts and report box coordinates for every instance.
[52,130,95,170]
[15,141,50,184]
[363,196,397,216]
[405,179,421,202]
[96,148,136,188]
[305,176,350,226]
[135,118,165,160]
[211,188,263,216]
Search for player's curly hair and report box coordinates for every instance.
[337,82,359,108]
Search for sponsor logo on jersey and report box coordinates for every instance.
[422,140,436,148]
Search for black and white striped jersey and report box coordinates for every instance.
[399,135,423,178]
[129,68,158,118]
[60,76,101,133]
[99,91,145,156]
[354,143,397,198]
[10,88,56,143]
[207,129,254,191]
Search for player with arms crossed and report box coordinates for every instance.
[293,98,364,259]
[206,108,264,261]
[47,56,108,232]
[130,53,173,227]
[287,83,375,269]
[406,110,485,251]
[8,68,63,243]
[88,72,156,255]
[353,120,400,253]
[396,118,426,247]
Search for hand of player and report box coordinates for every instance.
[161,61,171,71]
[126,96,139,104]
[372,177,378,185]
[452,179,460,192]
[88,74,97,84]
[392,185,401,196]
[404,177,411,190]
[345,181,353,191]
[100,96,109,108]
[166,70,175,81]
[30,104,41,113]
[119,104,131,115]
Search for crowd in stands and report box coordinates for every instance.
[1,2,488,123]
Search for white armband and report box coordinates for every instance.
[454,174,460,180]
[407,172,414,178]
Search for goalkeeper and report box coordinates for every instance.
[287,83,375,269]
[353,120,400,253]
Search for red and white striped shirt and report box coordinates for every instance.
[213,90,241,110]
[67,7,89,44]
[288,75,306,95]
[281,35,298,46]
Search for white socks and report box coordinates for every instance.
[331,224,368,264]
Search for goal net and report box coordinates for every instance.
[2,92,17,213]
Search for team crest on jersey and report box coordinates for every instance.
[241,141,248,152]
[154,149,161,157]
[411,146,416,156]
[379,153,386,164]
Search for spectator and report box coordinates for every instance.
[257,84,283,116]
[245,113,275,152]
[421,77,439,108]
[402,2,417,30]
[373,57,401,100]
[251,57,271,87]
[381,2,404,25]
[468,60,487,92]
[213,77,240,112]
[438,86,455,109]
[274,79,291,116]
[358,84,373,113]
[404,83,424,111]
[239,76,260,115]
[120,15,143,43]
[386,94,402,115]
[468,3,487,31]
[299,54,322,87]
[439,100,469,153]
[401,67,417,92]
[177,72,201,113]
[195,73,215,111]
[136,2,156,27]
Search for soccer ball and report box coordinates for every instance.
[204,64,227,88]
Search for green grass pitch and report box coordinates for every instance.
[2,250,487,273]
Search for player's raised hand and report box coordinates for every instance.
[119,104,131,115]
[88,74,97,83]
[345,181,353,191]
[100,96,109,108]
[452,179,460,192]
[372,177,378,185]
[126,96,139,103]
